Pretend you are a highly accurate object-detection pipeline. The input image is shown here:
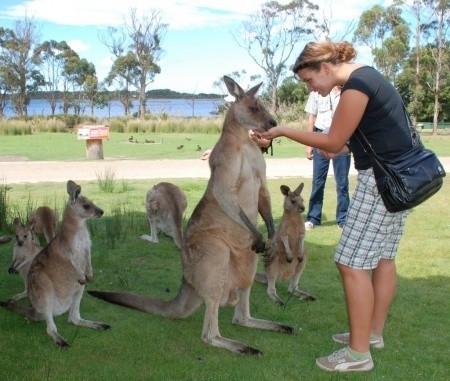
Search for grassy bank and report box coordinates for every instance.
[0,176,448,380]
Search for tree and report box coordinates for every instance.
[233,0,318,112]
[0,16,43,116]
[421,0,450,133]
[353,4,410,85]
[63,56,96,115]
[34,40,78,115]
[100,8,167,118]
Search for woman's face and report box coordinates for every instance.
[297,64,333,96]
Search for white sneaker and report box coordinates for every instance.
[304,221,315,231]
[316,347,374,372]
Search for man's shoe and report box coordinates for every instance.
[332,332,384,349]
[304,221,315,230]
[316,347,374,372]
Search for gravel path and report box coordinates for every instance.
[0,156,448,184]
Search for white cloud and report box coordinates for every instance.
[67,39,89,54]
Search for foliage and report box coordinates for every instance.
[233,0,319,111]
[353,4,410,84]
[100,8,168,118]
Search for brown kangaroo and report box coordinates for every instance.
[89,76,294,356]
[28,206,59,244]
[0,180,110,347]
[140,182,187,249]
[8,218,43,301]
[255,183,315,305]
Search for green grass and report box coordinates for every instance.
[1,131,449,161]
[0,175,449,381]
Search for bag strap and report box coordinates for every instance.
[354,98,423,155]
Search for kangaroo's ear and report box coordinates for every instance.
[223,76,245,100]
[280,185,290,196]
[246,82,262,98]
[294,182,304,195]
[67,180,81,202]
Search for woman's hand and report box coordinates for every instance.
[318,145,350,159]
[249,129,271,148]
[259,126,284,141]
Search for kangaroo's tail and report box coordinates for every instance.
[88,278,202,319]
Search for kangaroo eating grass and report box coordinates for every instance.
[89,76,294,357]
[8,218,43,302]
[0,180,110,347]
[255,183,315,305]
[139,182,187,249]
[28,206,59,244]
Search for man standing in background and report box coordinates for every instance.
[304,86,351,230]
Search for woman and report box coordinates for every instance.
[259,41,411,372]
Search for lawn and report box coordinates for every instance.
[0,131,450,161]
[0,174,448,381]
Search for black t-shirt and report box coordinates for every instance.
[342,66,412,170]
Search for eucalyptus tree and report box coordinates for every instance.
[233,0,319,112]
[353,4,410,85]
[421,0,450,133]
[34,40,78,115]
[104,51,139,115]
[100,7,167,118]
[63,56,96,115]
[0,17,43,117]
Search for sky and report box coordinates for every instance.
[0,0,393,94]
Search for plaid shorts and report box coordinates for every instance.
[335,168,409,269]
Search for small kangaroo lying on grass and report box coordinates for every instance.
[255,183,315,304]
[0,235,11,244]
[28,206,59,245]
[89,76,294,357]
[8,218,43,302]
[140,182,187,249]
[0,180,110,347]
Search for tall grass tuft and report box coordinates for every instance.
[96,168,116,193]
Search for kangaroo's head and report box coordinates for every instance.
[66,180,104,220]
[280,183,305,213]
[223,75,277,133]
[13,217,35,247]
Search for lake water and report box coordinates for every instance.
[4,98,225,118]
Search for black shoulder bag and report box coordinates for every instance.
[354,113,446,213]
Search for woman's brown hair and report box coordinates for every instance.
[292,41,357,73]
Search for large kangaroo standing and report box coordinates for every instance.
[89,76,294,356]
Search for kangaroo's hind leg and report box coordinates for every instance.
[68,287,111,331]
[232,287,294,334]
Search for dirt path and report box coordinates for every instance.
[0,156,448,184]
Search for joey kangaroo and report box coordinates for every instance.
[0,180,110,347]
[89,76,294,357]
[139,182,187,249]
[0,235,11,244]
[8,218,43,301]
[28,206,59,244]
[255,183,315,305]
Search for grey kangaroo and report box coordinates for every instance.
[8,217,43,302]
[255,183,315,305]
[89,76,294,357]
[140,182,187,249]
[0,180,110,347]
[28,205,59,244]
